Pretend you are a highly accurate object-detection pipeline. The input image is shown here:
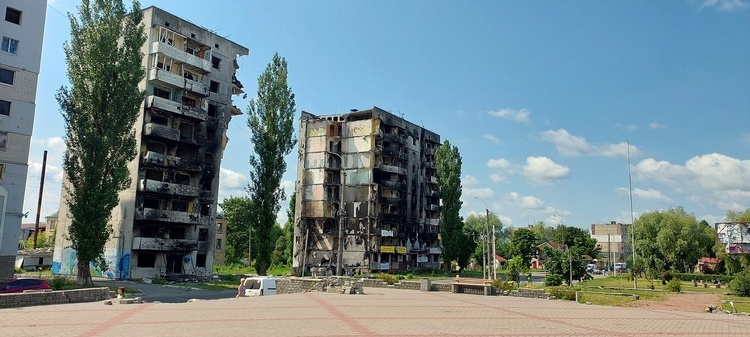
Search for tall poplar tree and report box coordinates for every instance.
[56,0,146,285]
[436,140,468,274]
[247,53,297,275]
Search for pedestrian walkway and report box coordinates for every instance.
[1,287,748,336]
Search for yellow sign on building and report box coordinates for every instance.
[380,246,395,253]
[396,246,407,254]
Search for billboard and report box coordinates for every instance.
[716,222,750,254]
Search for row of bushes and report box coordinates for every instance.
[673,273,735,284]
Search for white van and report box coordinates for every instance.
[244,276,277,297]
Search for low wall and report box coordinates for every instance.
[278,277,453,294]
[0,287,109,308]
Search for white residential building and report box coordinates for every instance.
[0,0,46,278]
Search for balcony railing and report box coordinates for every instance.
[135,207,204,225]
[150,41,212,73]
[379,164,406,175]
[142,151,180,167]
[132,237,199,252]
[139,179,201,197]
[148,68,209,96]
[144,123,180,142]
[146,95,207,121]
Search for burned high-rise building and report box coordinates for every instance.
[292,107,442,276]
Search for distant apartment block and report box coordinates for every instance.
[590,221,632,266]
[53,6,248,279]
[0,0,46,278]
[214,217,226,266]
[292,107,442,276]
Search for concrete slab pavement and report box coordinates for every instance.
[1,287,748,337]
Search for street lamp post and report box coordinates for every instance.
[330,152,346,276]
[472,233,486,279]
[474,197,495,280]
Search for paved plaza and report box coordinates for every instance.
[2,287,749,337]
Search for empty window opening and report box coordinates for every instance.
[211,56,220,69]
[0,100,10,116]
[145,169,163,181]
[0,132,7,150]
[196,253,207,268]
[136,253,156,268]
[206,130,215,142]
[201,203,210,216]
[204,152,214,165]
[216,238,222,248]
[198,228,208,241]
[146,141,166,154]
[209,81,219,93]
[0,68,14,85]
[5,7,21,25]
[153,87,170,100]
[138,225,156,238]
[143,198,160,209]
[1,36,19,55]
[179,123,194,140]
[169,227,185,239]
[150,114,168,125]
[207,104,217,117]
[172,201,188,212]
[175,172,190,185]
[182,96,196,108]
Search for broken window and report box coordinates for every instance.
[209,80,219,93]
[146,141,167,154]
[172,201,188,212]
[169,227,185,239]
[216,238,222,249]
[196,253,207,268]
[145,169,163,181]
[136,253,156,268]
[198,228,208,241]
[182,96,196,108]
[143,198,160,209]
[175,172,190,185]
[201,203,210,216]
[207,104,217,117]
[153,87,170,100]
[150,114,168,125]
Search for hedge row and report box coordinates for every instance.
[673,273,734,284]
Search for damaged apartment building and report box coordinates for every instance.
[292,107,442,276]
[53,7,248,279]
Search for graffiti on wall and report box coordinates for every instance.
[716,222,750,254]
[51,247,130,279]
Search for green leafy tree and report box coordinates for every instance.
[270,223,286,267]
[510,228,540,266]
[246,53,298,275]
[283,191,296,265]
[546,226,600,284]
[25,234,49,249]
[220,196,254,263]
[632,206,714,274]
[436,140,468,274]
[464,212,505,268]
[57,0,146,286]
[505,256,528,283]
[530,221,555,243]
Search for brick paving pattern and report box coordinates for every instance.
[1,287,749,337]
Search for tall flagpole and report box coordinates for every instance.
[628,140,637,289]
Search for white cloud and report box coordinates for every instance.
[498,214,513,226]
[488,108,531,124]
[220,168,247,189]
[649,122,667,130]
[522,156,570,185]
[487,158,510,169]
[484,134,502,144]
[539,129,642,158]
[489,173,507,183]
[463,187,494,199]
[616,187,673,203]
[462,175,479,186]
[700,0,748,12]
[634,153,750,212]
[509,192,545,210]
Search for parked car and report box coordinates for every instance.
[615,262,627,272]
[0,278,51,294]
[243,276,277,297]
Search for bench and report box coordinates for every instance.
[451,277,494,296]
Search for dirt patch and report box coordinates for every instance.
[624,292,720,312]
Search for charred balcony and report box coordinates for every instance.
[135,207,205,225]
[148,68,210,97]
[142,151,180,167]
[144,123,181,142]
[132,237,199,252]
[139,179,201,198]
[146,95,206,121]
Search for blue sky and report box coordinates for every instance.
[27,0,750,230]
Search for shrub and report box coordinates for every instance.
[548,287,577,301]
[730,275,750,297]
[493,279,514,291]
[662,271,673,282]
[665,279,681,292]
[543,274,563,286]
[376,273,398,285]
[51,276,68,290]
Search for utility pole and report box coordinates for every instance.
[32,150,47,249]
[628,140,637,289]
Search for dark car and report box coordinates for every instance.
[0,278,51,294]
